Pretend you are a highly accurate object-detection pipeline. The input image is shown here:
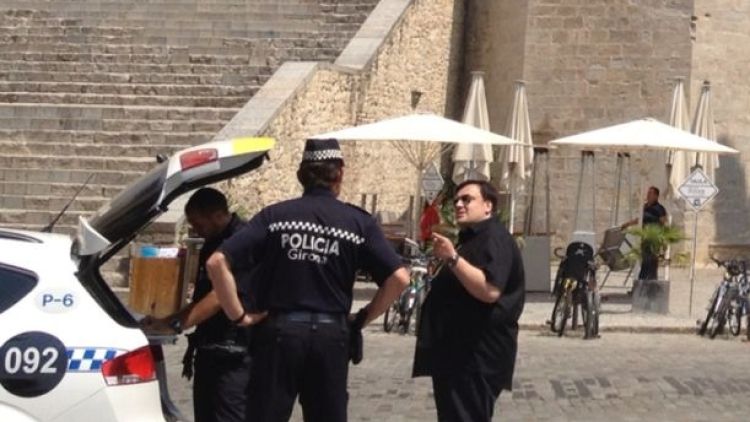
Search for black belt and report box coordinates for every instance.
[272,311,346,325]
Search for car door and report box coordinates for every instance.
[72,136,276,420]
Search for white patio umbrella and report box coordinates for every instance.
[311,113,520,146]
[549,118,738,154]
[549,118,738,246]
[500,80,535,232]
[691,80,719,180]
[666,77,692,196]
[665,77,691,281]
[310,113,522,238]
[452,71,493,183]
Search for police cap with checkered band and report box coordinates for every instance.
[301,138,344,164]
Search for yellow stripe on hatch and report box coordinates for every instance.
[232,137,276,154]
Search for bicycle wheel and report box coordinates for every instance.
[412,285,426,336]
[584,290,598,339]
[698,287,719,336]
[552,290,571,337]
[729,305,742,337]
[383,301,399,333]
[708,293,729,339]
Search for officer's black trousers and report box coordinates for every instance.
[432,371,502,422]
[193,350,251,422]
[247,318,349,422]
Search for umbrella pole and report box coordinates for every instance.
[573,153,585,231]
[611,153,624,227]
[688,210,699,316]
[509,163,517,233]
[414,167,425,241]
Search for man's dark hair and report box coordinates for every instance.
[649,186,660,197]
[456,180,500,212]
[184,187,229,214]
[297,160,343,190]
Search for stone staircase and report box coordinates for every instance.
[0,0,380,286]
[0,0,379,240]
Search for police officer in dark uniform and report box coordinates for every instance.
[142,188,253,422]
[206,138,410,422]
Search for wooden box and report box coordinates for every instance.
[128,240,202,318]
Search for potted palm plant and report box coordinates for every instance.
[626,224,686,314]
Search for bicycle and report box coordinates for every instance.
[383,239,433,335]
[698,256,744,338]
[549,242,600,339]
[727,261,750,337]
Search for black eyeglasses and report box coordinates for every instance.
[453,195,475,206]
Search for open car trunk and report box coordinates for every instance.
[71,137,275,421]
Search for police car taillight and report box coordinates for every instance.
[180,148,218,170]
[101,345,156,386]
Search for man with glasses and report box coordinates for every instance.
[413,180,525,421]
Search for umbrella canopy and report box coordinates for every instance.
[311,113,520,147]
[549,118,738,154]
[667,77,692,194]
[500,80,535,181]
[691,80,720,179]
[452,71,493,183]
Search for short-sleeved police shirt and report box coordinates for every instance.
[193,213,252,343]
[219,187,402,314]
[642,202,666,226]
[413,217,525,390]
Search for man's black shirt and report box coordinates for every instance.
[413,217,525,390]
[193,213,249,343]
[642,202,667,226]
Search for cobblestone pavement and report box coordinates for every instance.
[163,328,750,421]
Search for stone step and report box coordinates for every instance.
[0,222,77,237]
[0,167,143,185]
[0,69,267,86]
[0,116,227,132]
[0,21,324,41]
[0,34,334,52]
[0,154,156,173]
[0,128,216,146]
[0,208,89,227]
[0,50,255,66]
[0,180,122,198]
[0,81,256,98]
[0,91,249,108]
[0,59,275,77]
[0,141,190,159]
[0,102,237,121]
[0,194,108,212]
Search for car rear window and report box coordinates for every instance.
[0,264,38,314]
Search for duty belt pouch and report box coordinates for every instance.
[181,332,198,380]
[197,341,248,361]
[349,308,367,365]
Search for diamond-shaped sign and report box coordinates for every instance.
[678,168,719,210]
[421,162,443,200]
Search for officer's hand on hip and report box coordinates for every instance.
[236,311,269,327]
[431,233,456,260]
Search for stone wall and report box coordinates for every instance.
[466,0,696,248]
[690,0,750,260]
[215,0,466,223]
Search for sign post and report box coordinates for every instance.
[421,162,444,201]
[677,167,719,316]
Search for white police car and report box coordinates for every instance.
[0,137,275,421]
